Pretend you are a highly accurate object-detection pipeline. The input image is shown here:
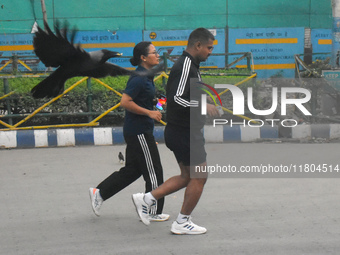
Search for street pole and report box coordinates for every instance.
[40,0,53,72]
[332,0,340,67]
[40,0,48,31]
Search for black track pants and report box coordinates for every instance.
[97,132,164,215]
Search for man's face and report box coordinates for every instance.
[197,39,214,63]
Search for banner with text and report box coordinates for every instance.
[228,27,305,78]
[311,29,332,62]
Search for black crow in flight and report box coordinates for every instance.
[31,21,160,98]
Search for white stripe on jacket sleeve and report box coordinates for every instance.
[174,57,199,108]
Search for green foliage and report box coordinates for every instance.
[298,58,332,80]
[0,75,166,126]
[201,68,250,75]
[1,75,165,94]
[202,75,251,86]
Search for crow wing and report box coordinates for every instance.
[84,62,132,78]
[84,62,165,79]
[33,20,85,68]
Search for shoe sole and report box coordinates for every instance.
[89,188,100,217]
[149,215,170,222]
[143,216,170,222]
[149,218,169,222]
[132,194,150,226]
[171,229,207,235]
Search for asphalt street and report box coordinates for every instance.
[1,143,340,255]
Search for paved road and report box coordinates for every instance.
[1,143,340,255]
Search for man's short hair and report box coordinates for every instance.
[187,28,215,47]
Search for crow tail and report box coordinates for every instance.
[31,70,68,98]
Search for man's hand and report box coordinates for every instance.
[148,110,162,122]
[206,103,220,117]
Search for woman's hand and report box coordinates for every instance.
[121,93,163,122]
[147,110,162,122]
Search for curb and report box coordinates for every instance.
[1,124,340,149]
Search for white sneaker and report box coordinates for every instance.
[89,188,103,216]
[132,193,150,225]
[171,217,207,235]
[148,213,170,222]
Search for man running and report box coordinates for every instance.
[132,28,219,235]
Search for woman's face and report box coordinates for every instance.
[141,44,160,69]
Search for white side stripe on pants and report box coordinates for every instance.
[137,134,158,214]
